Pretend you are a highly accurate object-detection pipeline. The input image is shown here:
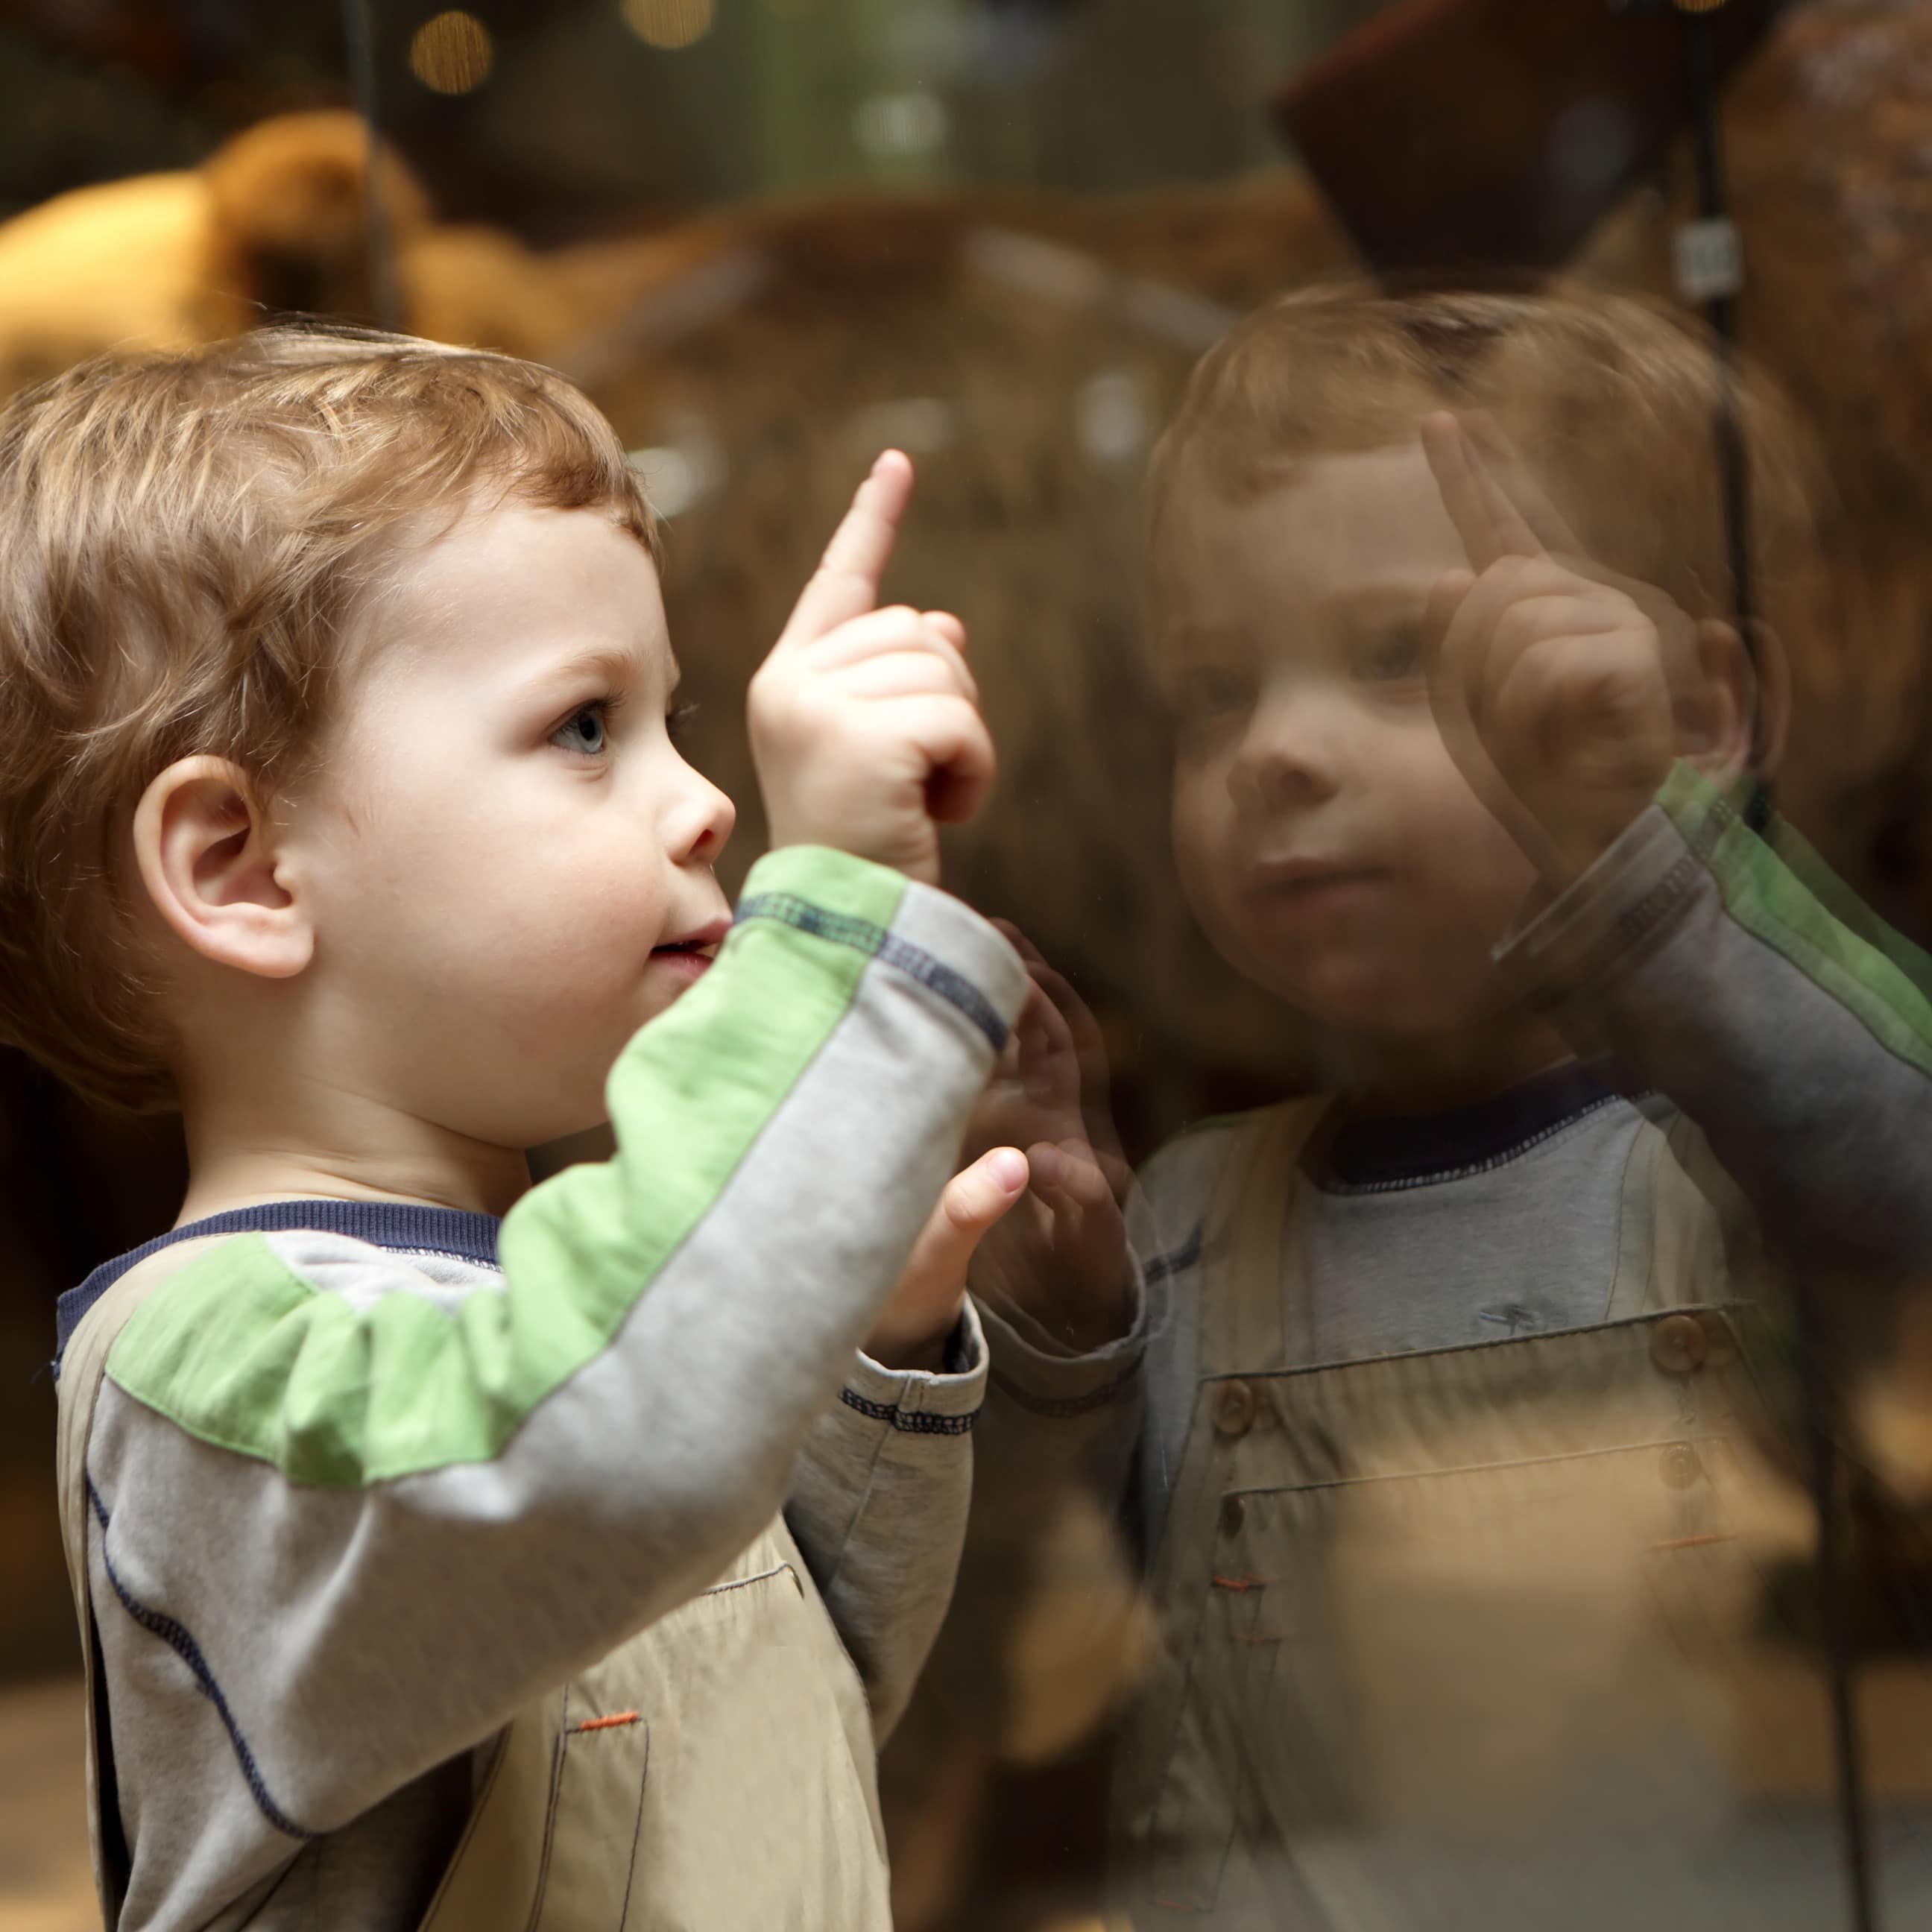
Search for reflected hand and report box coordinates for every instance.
[1420,411,1697,888]
[965,924,1133,1354]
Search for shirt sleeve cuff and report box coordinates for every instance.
[737,847,1029,1055]
[973,1271,1146,1420]
[846,1298,988,1436]
[1493,765,1729,1011]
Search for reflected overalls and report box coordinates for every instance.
[1112,1097,1932,1931]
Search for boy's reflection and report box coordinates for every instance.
[964,285,1932,1930]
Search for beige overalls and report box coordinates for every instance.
[1111,1099,1932,1929]
[57,1240,894,1931]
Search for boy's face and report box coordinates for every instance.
[1158,445,1540,1038]
[291,502,736,1150]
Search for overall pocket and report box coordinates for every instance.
[525,1688,652,1932]
[594,1552,888,1932]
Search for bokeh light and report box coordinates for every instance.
[408,10,495,95]
[622,0,716,51]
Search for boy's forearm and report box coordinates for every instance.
[1500,768,1932,1275]
[786,1305,988,1743]
[90,846,1025,1834]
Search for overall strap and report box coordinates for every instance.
[1603,1108,1744,1321]
[1197,1099,1331,1376]
[54,1234,230,1928]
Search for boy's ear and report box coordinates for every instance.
[1679,619,1785,786]
[132,756,315,979]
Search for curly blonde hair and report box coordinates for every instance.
[0,324,657,1111]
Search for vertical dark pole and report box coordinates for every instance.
[1683,12,1754,640]
[342,0,402,330]
[1797,1301,1881,1932]
[1682,14,1875,1928]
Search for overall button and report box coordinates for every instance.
[1650,1312,1709,1374]
[1660,1442,1704,1490]
[1219,1492,1246,1537]
[1214,1379,1257,1438]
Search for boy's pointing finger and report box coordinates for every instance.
[1421,411,1541,571]
[1461,409,1588,558]
[779,449,915,648]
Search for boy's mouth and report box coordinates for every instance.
[650,915,730,977]
[1248,857,1389,913]
[1252,856,1385,891]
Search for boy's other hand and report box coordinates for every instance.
[1419,411,1691,887]
[966,925,1134,1354]
[751,450,994,886]
[865,1146,1029,1373]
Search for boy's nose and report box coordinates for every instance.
[1228,695,1345,815]
[672,768,736,864]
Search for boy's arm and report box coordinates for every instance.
[783,1306,988,1743]
[83,846,1026,1840]
[1500,767,1932,1275]
[1419,413,1931,1276]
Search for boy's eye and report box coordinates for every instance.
[667,700,699,745]
[1167,666,1255,730]
[552,702,610,757]
[1354,625,1422,683]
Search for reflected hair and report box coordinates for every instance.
[1143,279,1822,645]
[0,323,658,1112]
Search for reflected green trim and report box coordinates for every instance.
[1658,765,1932,1077]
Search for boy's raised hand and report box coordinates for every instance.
[751,451,994,886]
[1418,411,1696,887]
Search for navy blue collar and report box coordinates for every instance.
[1308,1061,1632,1194]
[55,1198,502,1366]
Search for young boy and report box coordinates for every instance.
[4,326,1038,1931]
[966,286,1932,1928]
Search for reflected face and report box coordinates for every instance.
[1158,447,1539,1037]
[287,503,737,1149]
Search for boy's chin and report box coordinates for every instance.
[1256,954,1497,1041]
[528,1117,619,1178]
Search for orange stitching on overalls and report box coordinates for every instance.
[1210,1573,1274,1591]
[568,1710,641,1733]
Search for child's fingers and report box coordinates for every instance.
[810,606,979,704]
[905,695,997,824]
[1026,1138,1108,1207]
[1421,566,1479,723]
[939,1146,1030,1237]
[1459,411,1588,557]
[990,918,1047,965]
[902,1147,1028,1289]
[778,450,915,648]
[1017,972,1076,1058]
[1421,411,1541,569]
[924,610,967,653]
